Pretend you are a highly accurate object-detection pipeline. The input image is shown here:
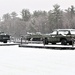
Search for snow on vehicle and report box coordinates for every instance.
[43,29,75,45]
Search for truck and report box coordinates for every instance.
[0,32,10,43]
[26,32,43,41]
[43,29,75,45]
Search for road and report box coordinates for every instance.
[0,45,75,75]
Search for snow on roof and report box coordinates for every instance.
[54,29,75,31]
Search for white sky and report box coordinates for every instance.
[0,0,75,17]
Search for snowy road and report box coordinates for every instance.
[0,45,75,75]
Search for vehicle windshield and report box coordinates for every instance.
[51,31,57,35]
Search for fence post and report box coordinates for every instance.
[72,37,74,47]
[21,36,23,44]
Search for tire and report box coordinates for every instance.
[51,43,56,45]
[61,39,67,45]
[69,41,72,45]
[43,38,48,45]
[3,41,7,43]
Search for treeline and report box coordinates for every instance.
[0,4,75,37]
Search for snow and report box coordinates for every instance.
[23,43,74,48]
[0,45,75,75]
[0,42,16,44]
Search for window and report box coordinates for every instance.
[71,30,75,34]
[58,30,69,35]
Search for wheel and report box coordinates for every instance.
[61,39,67,45]
[69,41,72,45]
[3,41,7,43]
[43,38,48,45]
[51,43,56,45]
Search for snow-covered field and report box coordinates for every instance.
[0,45,75,75]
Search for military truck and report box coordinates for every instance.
[26,32,43,41]
[0,32,10,43]
[43,29,75,45]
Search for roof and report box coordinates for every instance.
[54,29,75,31]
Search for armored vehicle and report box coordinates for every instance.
[0,32,10,43]
[43,29,75,45]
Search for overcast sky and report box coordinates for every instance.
[0,0,75,17]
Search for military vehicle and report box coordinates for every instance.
[43,29,75,45]
[0,32,10,43]
[26,32,43,41]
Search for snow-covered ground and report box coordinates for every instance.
[0,42,17,44]
[23,43,74,47]
[0,45,75,75]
